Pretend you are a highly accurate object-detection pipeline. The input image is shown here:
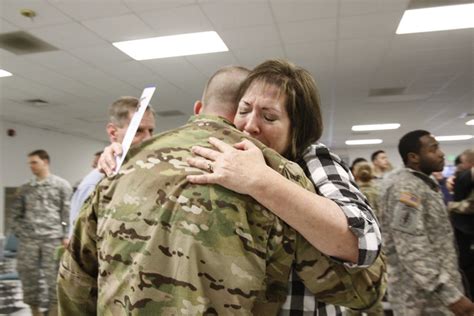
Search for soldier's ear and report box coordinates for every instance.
[194,100,203,114]
[106,123,118,142]
[407,152,419,164]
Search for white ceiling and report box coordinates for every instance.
[0,0,472,148]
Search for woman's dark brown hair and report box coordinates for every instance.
[237,59,323,161]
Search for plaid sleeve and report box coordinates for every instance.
[301,143,382,267]
[279,270,345,316]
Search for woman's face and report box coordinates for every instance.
[234,81,291,155]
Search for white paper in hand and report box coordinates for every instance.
[114,86,156,175]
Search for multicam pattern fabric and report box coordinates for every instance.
[379,168,464,315]
[58,115,385,315]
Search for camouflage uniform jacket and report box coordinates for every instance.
[58,115,385,316]
[379,168,464,314]
[10,174,72,239]
[357,181,381,219]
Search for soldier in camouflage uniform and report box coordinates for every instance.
[11,149,72,316]
[58,66,385,315]
[379,130,474,316]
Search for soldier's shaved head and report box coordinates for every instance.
[200,66,250,119]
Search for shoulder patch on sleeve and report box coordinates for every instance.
[392,205,420,234]
[399,191,420,208]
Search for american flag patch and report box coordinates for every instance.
[399,191,420,208]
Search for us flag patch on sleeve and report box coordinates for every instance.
[399,192,420,208]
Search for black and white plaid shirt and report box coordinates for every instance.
[279,143,382,316]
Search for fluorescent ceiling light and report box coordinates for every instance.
[345,139,383,146]
[435,135,473,141]
[466,119,474,126]
[113,31,228,60]
[0,69,12,77]
[397,4,474,34]
[352,123,400,131]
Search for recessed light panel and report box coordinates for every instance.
[113,31,228,60]
[466,119,474,126]
[397,4,474,34]
[435,135,473,141]
[345,139,383,146]
[0,69,12,77]
[352,123,400,131]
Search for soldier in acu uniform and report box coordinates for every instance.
[58,66,385,315]
[379,130,474,316]
[11,149,72,316]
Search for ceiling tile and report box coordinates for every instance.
[219,25,281,51]
[67,44,131,66]
[143,57,207,98]
[370,62,420,89]
[123,0,196,14]
[99,60,163,89]
[82,13,155,42]
[270,0,337,22]
[279,18,337,44]
[199,1,273,30]
[285,41,335,76]
[0,0,72,28]
[337,38,391,77]
[340,0,408,17]
[1,74,82,107]
[339,13,401,40]
[0,18,19,33]
[29,22,107,50]
[49,0,131,21]
[25,51,90,72]
[139,4,213,36]
[232,44,286,68]
[185,51,239,77]
[1,78,39,102]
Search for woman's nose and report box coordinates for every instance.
[244,114,260,135]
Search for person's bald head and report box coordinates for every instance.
[194,66,250,121]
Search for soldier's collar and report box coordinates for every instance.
[30,174,53,186]
[188,114,235,127]
[406,168,439,192]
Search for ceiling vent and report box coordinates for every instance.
[155,110,185,117]
[24,98,50,108]
[0,31,58,55]
[368,87,406,97]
